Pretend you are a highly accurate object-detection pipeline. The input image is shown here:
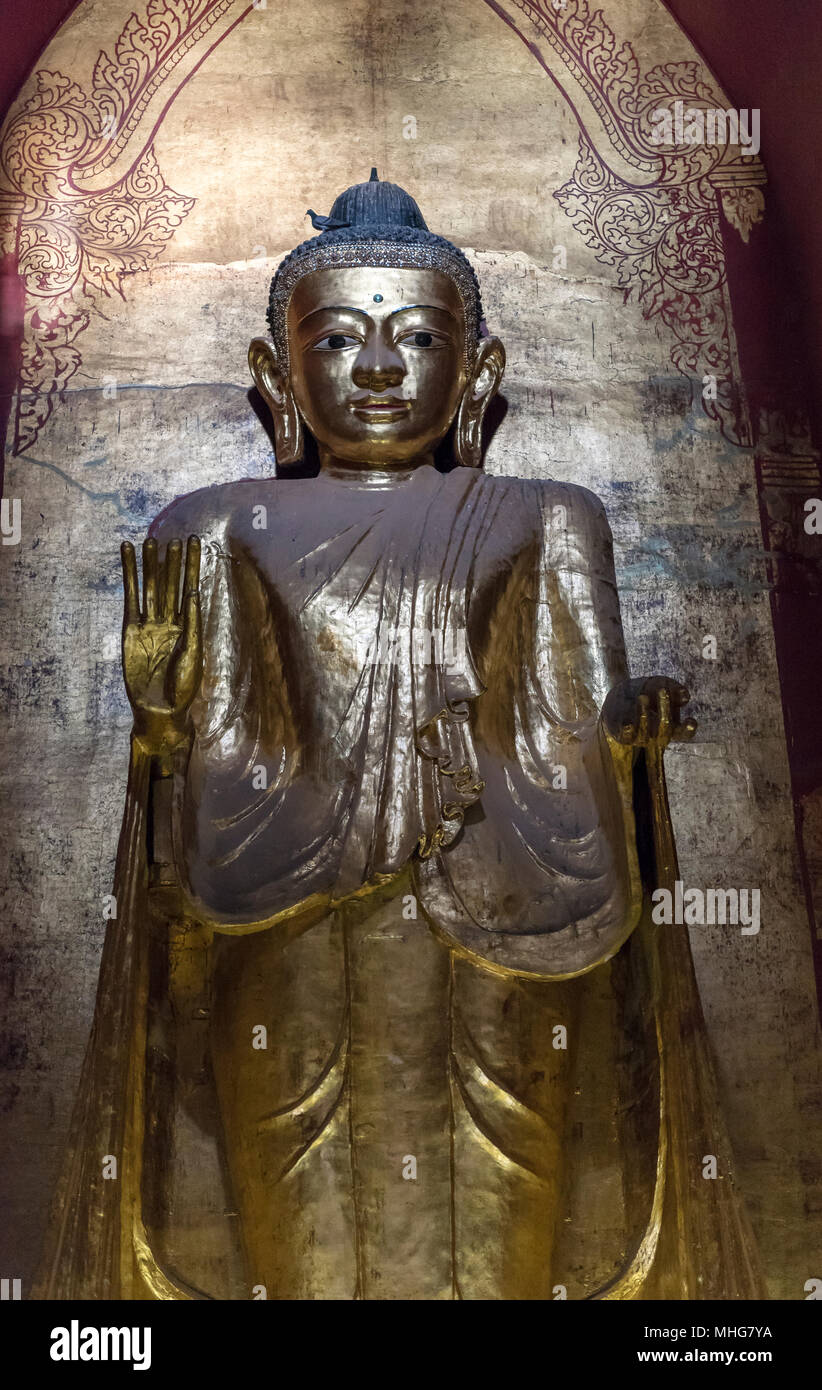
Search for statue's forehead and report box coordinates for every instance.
[287,265,465,321]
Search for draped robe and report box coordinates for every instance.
[35,463,765,1300]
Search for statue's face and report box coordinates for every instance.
[286,266,470,465]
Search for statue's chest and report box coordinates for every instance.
[245,510,472,661]
[237,478,536,676]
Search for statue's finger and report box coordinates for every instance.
[183,535,201,596]
[164,539,182,621]
[181,588,202,657]
[142,538,159,622]
[120,541,139,626]
[657,688,671,742]
[674,716,698,742]
[636,693,650,744]
[174,589,202,704]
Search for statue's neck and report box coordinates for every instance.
[318,449,434,488]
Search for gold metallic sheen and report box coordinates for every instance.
[35,263,764,1301]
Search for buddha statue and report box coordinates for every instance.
[36,171,764,1301]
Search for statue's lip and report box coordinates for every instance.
[349,396,412,417]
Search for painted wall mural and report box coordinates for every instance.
[1,0,766,459]
[0,0,253,455]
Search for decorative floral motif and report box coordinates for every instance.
[492,0,766,444]
[1,0,766,453]
[556,129,740,437]
[719,186,766,245]
[0,0,244,455]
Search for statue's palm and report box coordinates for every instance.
[601,675,697,748]
[121,535,202,750]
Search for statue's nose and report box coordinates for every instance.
[352,337,405,391]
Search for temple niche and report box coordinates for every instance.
[0,0,820,1299]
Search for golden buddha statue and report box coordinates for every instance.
[37,171,764,1301]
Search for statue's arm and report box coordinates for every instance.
[138,496,299,926]
[535,480,696,758]
[118,528,204,914]
[537,480,695,936]
[114,526,244,1296]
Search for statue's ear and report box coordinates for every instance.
[454,336,506,468]
[248,337,304,468]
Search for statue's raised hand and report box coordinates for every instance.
[121,535,202,754]
[600,675,697,750]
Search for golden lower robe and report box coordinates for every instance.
[36,464,764,1300]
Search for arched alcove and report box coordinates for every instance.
[0,0,819,1296]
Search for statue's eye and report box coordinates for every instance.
[314,333,358,351]
[409,331,434,347]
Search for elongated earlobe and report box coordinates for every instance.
[454,336,506,468]
[248,337,304,468]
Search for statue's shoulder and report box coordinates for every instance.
[493,474,611,532]
[148,476,279,542]
[531,476,607,515]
